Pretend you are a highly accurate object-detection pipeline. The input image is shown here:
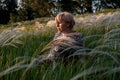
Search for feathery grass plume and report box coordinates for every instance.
[98,14,111,25]
[39,40,56,55]
[103,28,120,39]
[82,34,103,47]
[82,34,103,41]
[71,47,120,58]
[103,39,120,45]
[92,44,117,50]
[20,56,56,77]
[0,55,42,78]
[87,28,120,47]
[74,27,120,63]
[46,20,56,27]
[75,17,84,26]
[97,28,120,49]
[0,28,23,48]
[70,66,109,80]
[69,44,120,65]
[22,57,44,77]
[67,47,92,64]
[0,55,44,78]
[75,11,120,29]
[0,61,29,77]
[88,49,119,64]
[11,56,32,64]
[68,48,91,57]
[100,66,120,78]
[86,15,97,23]
[110,11,120,24]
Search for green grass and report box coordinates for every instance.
[96,8,120,14]
[0,10,120,80]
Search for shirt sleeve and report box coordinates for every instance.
[68,32,83,46]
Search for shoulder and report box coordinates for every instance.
[54,32,62,40]
[66,32,82,38]
[55,32,61,36]
[66,32,83,44]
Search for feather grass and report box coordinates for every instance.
[70,66,109,80]
[0,28,23,48]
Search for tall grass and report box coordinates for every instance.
[0,10,120,80]
[0,26,55,79]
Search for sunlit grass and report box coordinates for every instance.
[0,10,120,80]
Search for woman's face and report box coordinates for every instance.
[56,20,70,33]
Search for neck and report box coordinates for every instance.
[62,30,75,34]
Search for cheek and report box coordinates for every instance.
[57,27,61,31]
[56,23,59,27]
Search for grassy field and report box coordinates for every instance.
[0,9,120,80]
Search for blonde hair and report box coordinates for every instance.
[55,12,75,28]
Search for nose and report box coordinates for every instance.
[59,23,62,26]
[57,23,62,27]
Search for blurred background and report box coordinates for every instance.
[0,0,120,24]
